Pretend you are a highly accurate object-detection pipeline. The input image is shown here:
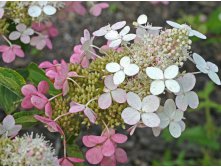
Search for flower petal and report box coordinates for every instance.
[121,107,140,125]
[173,109,184,122]
[146,67,164,79]
[164,65,179,79]
[98,93,112,109]
[126,92,142,110]
[45,102,52,118]
[104,75,117,90]
[106,62,120,73]
[169,121,182,138]
[3,115,15,130]
[113,70,125,85]
[142,95,160,112]
[175,94,188,111]
[193,53,208,73]
[208,71,221,85]
[102,139,115,157]
[119,26,130,36]
[84,107,97,123]
[177,73,196,92]
[111,21,126,30]
[186,91,199,109]
[111,89,126,103]
[124,64,139,76]
[21,84,37,96]
[120,56,130,68]
[28,5,42,17]
[2,49,15,63]
[164,99,176,117]
[31,95,48,110]
[207,62,218,73]
[152,127,161,137]
[9,31,21,40]
[43,5,57,15]
[100,156,116,166]
[111,134,127,143]
[141,113,160,127]
[105,30,119,40]
[165,79,180,93]
[191,29,207,39]
[82,135,107,147]
[7,125,22,137]
[38,81,49,94]
[69,102,85,113]
[21,96,33,109]
[20,34,31,44]
[86,146,103,165]
[166,20,182,29]
[137,14,148,25]
[122,34,136,41]
[115,148,128,163]
[150,80,165,95]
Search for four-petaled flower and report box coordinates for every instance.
[175,73,199,111]
[105,26,136,48]
[30,34,52,50]
[121,92,160,128]
[193,53,221,85]
[0,44,24,63]
[106,56,139,85]
[28,1,57,18]
[89,3,109,16]
[82,129,128,165]
[21,81,52,118]
[69,102,97,123]
[39,60,59,73]
[0,115,22,138]
[98,75,126,109]
[166,20,207,39]
[158,99,185,138]
[9,23,34,44]
[146,65,180,95]
[59,157,84,166]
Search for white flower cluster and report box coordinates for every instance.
[94,14,221,138]
[0,133,59,166]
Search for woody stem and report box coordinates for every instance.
[49,93,63,101]
[2,35,12,46]
[54,112,72,122]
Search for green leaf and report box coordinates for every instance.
[0,67,26,113]
[27,63,61,96]
[66,143,84,166]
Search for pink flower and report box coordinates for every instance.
[46,60,78,96]
[70,29,96,68]
[30,34,52,50]
[32,21,59,38]
[101,41,123,53]
[0,44,24,63]
[82,129,128,165]
[39,60,59,73]
[59,157,84,166]
[0,115,22,138]
[64,2,86,16]
[89,3,109,16]
[34,115,64,135]
[98,75,126,109]
[21,81,52,118]
[69,102,97,123]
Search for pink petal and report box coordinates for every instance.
[102,129,116,138]
[38,81,49,94]
[7,125,22,137]
[67,157,84,163]
[45,102,52,118]
[89,5,102,16]
[2,49,15,63]
[97,3,109,8]
[69,102,85,113]
[70,53,82,64]
[46,70,58,79]
[3,115,15,130]
[115,148,128,164]
[68,71,78,77]
[111,88,127,103]
[73,45,82,53]
[62,80,69,96]
[54,76,65,89]
[59,158,73,166]
[31,95,48,110]
[20,34,31,44]
[98,93,112,109]
[9,31,21,40]
[81,56,90,68]
[84,107,97,123]
[111,134,127,144]
[39,61,54,69]
[21,96,33,109]
[46,38,53,50]
[104,75,117,90]
[70,2,86,16]
[0,45,9,52]
[48,26,59,37]
[13,45,25,57]
[101,139,115,157]
[86,146,103,165]
[82,135,107,147]
[21,84,37,96]
[100,155,116,166]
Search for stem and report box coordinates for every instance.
[85,98,97,107]
[90,44,101,51]
[102,120,110,134]
[54,112,72,122]
[67,78,81,88]
[2,35,12,46]
[88,50,104,60]
[192,71,202,75]
[49,93,62,101]
[63,134,67,158]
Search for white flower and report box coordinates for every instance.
[93,21,126,37]
[193,53,221,85]
[0,1,6,19]
[121,92,160,127]
[146,65,180,95]
[158,99,185,138]
[175,73,199,111]
[166,20,207,39]
[106,56,139,84]
[136,14,162,30]
[0,115,22,138]
[28,1,57,18]
[105,26,136,48]
[9,23,34,44]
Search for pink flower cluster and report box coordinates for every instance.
[82,129,128,165]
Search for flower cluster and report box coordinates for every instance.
[17,14,221,166]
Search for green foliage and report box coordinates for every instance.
[66,143,84,166]
[0,67,26,114]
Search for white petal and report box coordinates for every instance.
[121,107,140,125]
[98,93,112,109]
[43,5,56,16]
[120,26,130,36]
[111,89,126,103]
[150,80,165,95]
[178,73,196,92]
[0,124,6,135]
[175,94,188,111]
[169,121,182,138]
[191,29,207,39]
[109,39,122,48]
[3,115,15,130]
[192,53,207,73]
[141,113,160,127]
[165,79,180,93]
[158,112,170,128]
[146,67,164,79]
[23,28,34,35]
[113,70,125,85]
[152,127,161,137]
[164,99,176,118]
[137,14,148,25]
[173,109,184,122]
[142,95,160,112]
[111,21,126,30]
[9,31,21,40]
[207,62,218,73]
[28,5,42,17]
[124,64,139,76]
[178,120,186,132]
[105,30,119,40]
[126,92,142,110]
[104,75,117,90]
[93,28,108,36]
[16,23,26,32]
[164,65,179,79]
[106,62,121,73]
[120,56,130,68]
[166,20,182,29]
[122,34,136,41]
[208,71,221,85]
[186,91,199,109]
